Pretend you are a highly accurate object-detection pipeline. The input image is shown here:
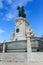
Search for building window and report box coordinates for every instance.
[16,28,19,33]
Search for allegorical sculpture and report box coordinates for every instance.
[17,6,26,18]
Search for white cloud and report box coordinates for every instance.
[0,0,3,8]
[3,0,32,21]
[6,0,32,6]
[17,0,32,6]
[6,13,14,19]
[0,29,5,34]
[3,13,14,21]
[6,0,13,4]
[12,0,32,7]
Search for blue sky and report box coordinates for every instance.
[0,0,43,42]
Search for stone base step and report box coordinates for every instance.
[0,53,27,62]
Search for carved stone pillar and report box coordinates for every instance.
[27,33,32,62]
[2,40,6,53]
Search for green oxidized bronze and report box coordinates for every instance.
[17,6,26,18]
